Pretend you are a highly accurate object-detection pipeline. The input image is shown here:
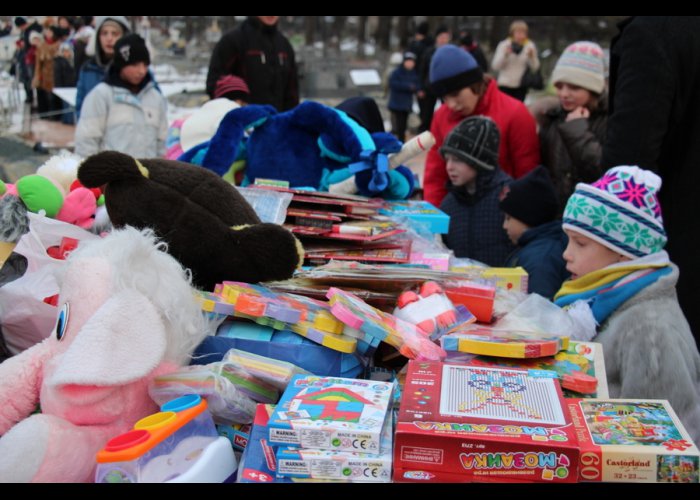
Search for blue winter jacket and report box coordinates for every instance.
[388,66,420,112]
[505,220,570,299]
[75,60,105,119]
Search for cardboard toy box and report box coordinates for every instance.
[393,361,580,483]
[380,200,450,234]
[268,375,394,453]
[275,412,393,482]
[567,399,699,483]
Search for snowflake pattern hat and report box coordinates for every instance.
[562,166,667,258]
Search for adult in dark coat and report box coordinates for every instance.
[206,16,299,112]
[601,16,700,348]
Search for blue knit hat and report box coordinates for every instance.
[429,45,483,97]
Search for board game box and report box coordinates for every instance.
[394,361,580,483]
[268,375,394,453]
[568,399,699,483]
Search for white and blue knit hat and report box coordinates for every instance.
[563,166,667,258]
[551,41,606,94]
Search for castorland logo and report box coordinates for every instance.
[606,459,651,467]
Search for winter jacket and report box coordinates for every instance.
[75,16,130,118]
[492,38,540,90]
[424,79,540,207]
[596,264,700,444]
[206,17,298,112]
[505,220,569,299]
[602,16,700,350]
[539,97,608,213]
[53,56,75,88]
[440,168,514,267]
[33,39,59,92]
[388,66,419,112]
[75,72,167,159]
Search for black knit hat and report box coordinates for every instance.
[336,96,385,133]
[14,17,28,28]
[113,34,150,72]
[440,116,500,171]
[499,166,559,227]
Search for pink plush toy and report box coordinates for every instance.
[0,227,211,482]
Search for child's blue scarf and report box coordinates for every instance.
[554,252,672,326]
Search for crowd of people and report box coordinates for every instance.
[3,16,700,442]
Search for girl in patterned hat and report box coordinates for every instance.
[538,41,608,213]
[554,166,700,443]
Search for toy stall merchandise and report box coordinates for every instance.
[78,151,303,291]
[268,375,394,454]
[451,340,608,398]
[95,395,237,483]
[394,361,579,483]
[568,399,699,483]
[275,411,393,482]
[0,228,211,483]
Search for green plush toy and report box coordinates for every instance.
[15,175,64,218]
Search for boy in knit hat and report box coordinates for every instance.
[554,166,700,443]
[440,116,514,267]
[539,41,608,213]
[75,34,167,159]
[499,166,569,299]
[424,44,540,208]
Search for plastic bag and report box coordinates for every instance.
[0,213,99,354]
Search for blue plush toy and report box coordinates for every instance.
[180,100,415,200]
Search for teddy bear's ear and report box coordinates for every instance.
[78,152,150,189]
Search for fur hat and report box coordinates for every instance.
[499,166,559,227]
[551,41,606,95]
[113,33,150,72]
[429,45,483,98]
[440,116,500,171]
[563,166,667,258]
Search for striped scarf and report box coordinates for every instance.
[554,252,672,326]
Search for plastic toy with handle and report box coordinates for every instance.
[327,131,435,197]
[95,394,237,483]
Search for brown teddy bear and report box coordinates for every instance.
[78,151,303,290]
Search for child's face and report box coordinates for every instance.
[120,62,149,86]
[445,154,478,187]
[563,229,626,280]
[403,59,416,71]
[99,24,124,57]
[444,87,480,117]
[555,82,594,112]
[503,214,529,245]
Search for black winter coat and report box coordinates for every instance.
[440,168,514,267]
[539,97,607,214]
[602,16,700,349]
[206,17,299,112]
